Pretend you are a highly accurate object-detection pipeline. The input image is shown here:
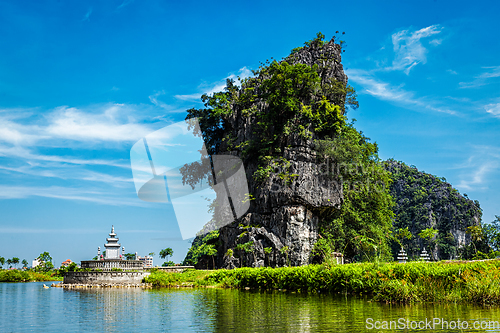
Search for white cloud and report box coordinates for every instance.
[0,144,130,168]
[347,69,456,115]
[0,104,165,206]
[0,184,148,206]
[485,103,500,117]
[0,120,42,145]
[389,25,443,74]
[173,92,204,102]
[460,66,500,88]
[456,162,496,191]
[0,163,133,186]
[80,171,133,185]
[0,103,163,147]
[45,106,152,142]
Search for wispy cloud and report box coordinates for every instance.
[173,67,253,102]
[456,162,497,191]
[45,106,153,142]
[0,163,133,186]
[82,7,92,22]
[0,103,170,206]
[347,69,457,115]
[0,227,104,234]
[485,103,500,117]
[0,184,148,206]
[0,145,129,168]
[389,25,443,74]
[0,104,160,147]
[117,0,134,9]
[454,145,500,191]
[148,91,189,113]
[459,66,500,88]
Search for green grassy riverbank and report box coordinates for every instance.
[144,260,500,304]
[0,269,63,282]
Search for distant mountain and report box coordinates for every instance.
[384,159,482,260]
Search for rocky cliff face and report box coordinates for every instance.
[385,160,482,260]
[214,39,348,268]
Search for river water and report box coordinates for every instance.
[2,281,500,332]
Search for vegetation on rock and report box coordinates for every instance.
[183,33,395,265]
[384,160,484,260]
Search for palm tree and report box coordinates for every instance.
[12,257,20,269]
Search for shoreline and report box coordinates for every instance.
[144,260,500,304]
[6,260,500,305]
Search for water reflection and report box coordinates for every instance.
[2,282,500,332]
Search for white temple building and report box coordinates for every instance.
[104,225,123,259]
[80,225,143,271]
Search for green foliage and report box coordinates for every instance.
[38,252,52,263]
[385,160,483,260]
[310,238,342,268]
[419,228,438,242]
[162,261,176,267]
[394,227,413,247]
[11,257,20,268]
[314,122,394,262]
[483,216,500,251]
[144,269,212,287]
[204,260,500,304]
[0,256,4,268]
[279,246,290,266]
[35,252,54,272]
[418,227,438,258]
[159,248,174,260]
[185,33,357,186]
[124,253,136,260]
[21,259,28,268]
[0,269,62,282]
[56,262,78,276]
[183,230,220,266]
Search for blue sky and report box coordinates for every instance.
[0,0,499,266]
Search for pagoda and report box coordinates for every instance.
[79,226,143,271]
[104,225,122,259]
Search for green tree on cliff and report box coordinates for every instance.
[419,227,438,257]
